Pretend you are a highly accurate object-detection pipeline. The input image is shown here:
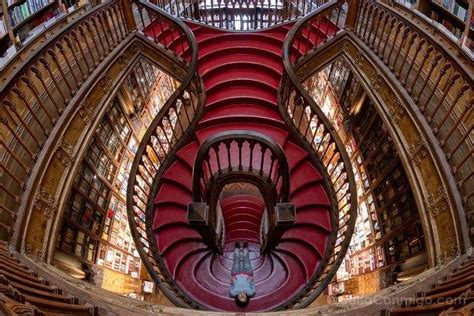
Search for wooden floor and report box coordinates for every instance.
[383,256,474,315]
[0,241,97,316]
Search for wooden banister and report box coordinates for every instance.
[146,0,332,31]
[353,0,473,234]
[126,0,206,308]
[189,130,293,252]
[278,0,358,308]
[0,0,132,243]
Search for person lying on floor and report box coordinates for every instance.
[230,241,256,305]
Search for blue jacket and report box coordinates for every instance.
[230,273,256,297]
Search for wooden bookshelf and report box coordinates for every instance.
[396,0,473,54]
[1,1,13,54]
[0,0,85,63]
[431,1,467,24]
[12,1,56,31]
[8,0,27,10]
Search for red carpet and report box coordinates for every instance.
[147,21,336,311]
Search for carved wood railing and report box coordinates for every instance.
[287,0,347,63]
[0,0,130,241]
[147,0,329,30]
[279,0,358,308]
[391,2,473,69]
[126,0,206,308]
[354,0,473,219]
[189,131,293,252]
[0,5,89,82]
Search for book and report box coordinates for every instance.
[0,16,7,37]
[9,0,53,26]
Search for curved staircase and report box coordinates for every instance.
[148,23,336,311]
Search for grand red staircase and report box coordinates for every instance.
[147,23,336,311]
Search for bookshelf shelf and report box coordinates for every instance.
[1,0,88,68]
[430,1,467,24]
[396,0,473,54]
[8,0,28,10]
[12,1,56,31]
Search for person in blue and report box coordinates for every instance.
[230,241,256,305]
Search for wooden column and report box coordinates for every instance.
[344,0,360,31]
[121,0,137,30]
[2,0,17,48]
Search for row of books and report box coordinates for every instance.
[0,16,7,38]
[6,0,20,7]
[396,0,416,9]
[432,0,469,22]
[8,0,54,27]
[431,10,465,38]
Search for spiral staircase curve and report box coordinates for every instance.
[126,2,351,311]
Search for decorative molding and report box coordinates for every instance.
[353,51,365,69]
[437,237,459,263]
[117,54,127,67]
[55,138,74,167]
[340,40,350,52]
[130,43,139,54]
[24,244,44,262]
[426,185,449,217]
[98,75,113,93]
[33,187,56,219]
[370,71,384,92]
[78,100,94,124]
[388,98,405,124]
[408,138,429,166]
[170,63,180,75]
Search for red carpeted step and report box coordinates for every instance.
[201,103,283,125]
[290,184,331,207]
[290,160,324,193]
[196,123,288,146]
[221,195,265,243]
[284,141,310,169]
[163,240,208,277]
[195,33,284,55]
[152,205,187,230]
[144,22,191,60]
[154,182,192,206]
[220,195,265,210]
[202,63,281,89]
[194,255,232,296]
[205,79,278,100]
[282,225,329,259]
[198,48,283,75]
[198,115,286,132]
[295,206,332,232]
[205,96,277,112]
[175,141,199,169]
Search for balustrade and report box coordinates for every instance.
[147,0,329,30]
[288,0,347,63]
[189,130,293,252]
[277,0,474,306]
[0,0,129,240]
[279,0,357,307]
[354,0,473,212]
[126,0,205,308]
[0,0,470,309]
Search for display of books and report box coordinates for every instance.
[0,16,7,37]
[9,0,55,27]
